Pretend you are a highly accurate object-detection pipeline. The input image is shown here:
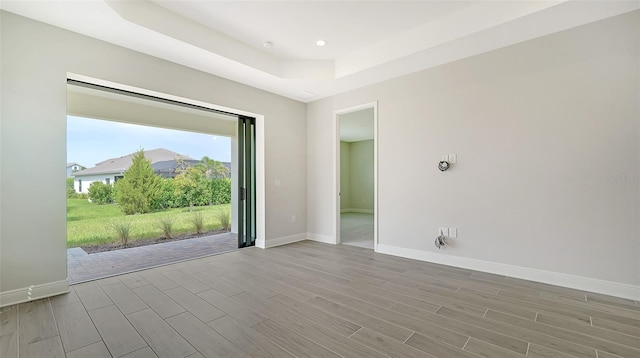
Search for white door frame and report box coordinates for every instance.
[334,101,378,249]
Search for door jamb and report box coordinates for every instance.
[334,101,378,250]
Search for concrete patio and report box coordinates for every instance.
[67,232,237,284]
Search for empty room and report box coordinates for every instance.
[1,1,639,358]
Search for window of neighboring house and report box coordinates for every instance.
[78,179,82,192]
[105,178,110,185]
[115,175,124,182]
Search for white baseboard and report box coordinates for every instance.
[376,244,640,301]
[341,208,374,214]
[256,233,307,249]
[0,280,69,307]
[307,233,336,244]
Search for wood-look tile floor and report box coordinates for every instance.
[1,241,639,358]
[340,213,374,250]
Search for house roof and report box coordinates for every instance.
[152,159,201,173]
[73,148,193,177]
[66,162,85,168]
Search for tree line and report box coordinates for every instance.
[84,150,231,215]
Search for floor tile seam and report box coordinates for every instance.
[419,271,536,296]
[161,286,222,326]
[537,312,640,344]
[69,250,237,285]
[79,286,136,358]
[592,321,640,340]
[63,339,106,356]
[244,322,298,358]
[585,294,639,308]
[305,287,458,345]
[461,336,471,350]
[412,307,530,353]
[412,286,529,320]
[51,298,106,354]
[483,309,610,356]
[401,330,416,344]
[19,299,62,350]
[206,314,280,358]
[555,296,640,316]
[264,291,369,338]
[308,264,470,313]
[252,288,379,344]
[463,337,528,357]
[115,308,160,358]
[458,288,621,323]
[300,250,407,275]
[305,279,399,310]
[467,274,588,299]
[159,311,219,358]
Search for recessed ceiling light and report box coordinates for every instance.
[316,40,327,47]
[263,41,273,48]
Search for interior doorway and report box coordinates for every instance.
[335,102,378,249]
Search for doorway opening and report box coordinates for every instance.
[335,102,378,250]
[66,76,259,283]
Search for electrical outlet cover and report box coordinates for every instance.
[449,228,457,238]
[439,227,449,236]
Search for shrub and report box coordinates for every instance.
[88,182,114,205]
[174,166,211,210]
[210,178,231,205]
[66,178,76,198]
[190,211,204,234]
[109,220,131,246]
[153,178,178,210]
[156,217,174,239]
[216,206,231,231]
[114,150,163,215]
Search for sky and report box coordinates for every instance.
[67,116,231,167]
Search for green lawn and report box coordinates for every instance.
[67,199,230,247]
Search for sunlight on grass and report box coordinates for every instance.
[66,199,230,247]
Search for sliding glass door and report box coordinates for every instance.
[237,116,256,248]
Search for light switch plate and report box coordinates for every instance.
[442,155,449,162]
[449,154,457,164]
[449,227,457,238]
[439,227,449,236]
[275,179,281,187]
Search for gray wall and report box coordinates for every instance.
[0,11,307,296]
[308,11,639,289]
[340,140,374,212]
[340,141,351,210]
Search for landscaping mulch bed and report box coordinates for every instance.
[81,229,230,254]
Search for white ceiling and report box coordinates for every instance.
[2,1,638,103]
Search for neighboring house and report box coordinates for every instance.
[72,148,197,193]
[152,159,201,179]
[66,162,86,177]
[154,160,230,179]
